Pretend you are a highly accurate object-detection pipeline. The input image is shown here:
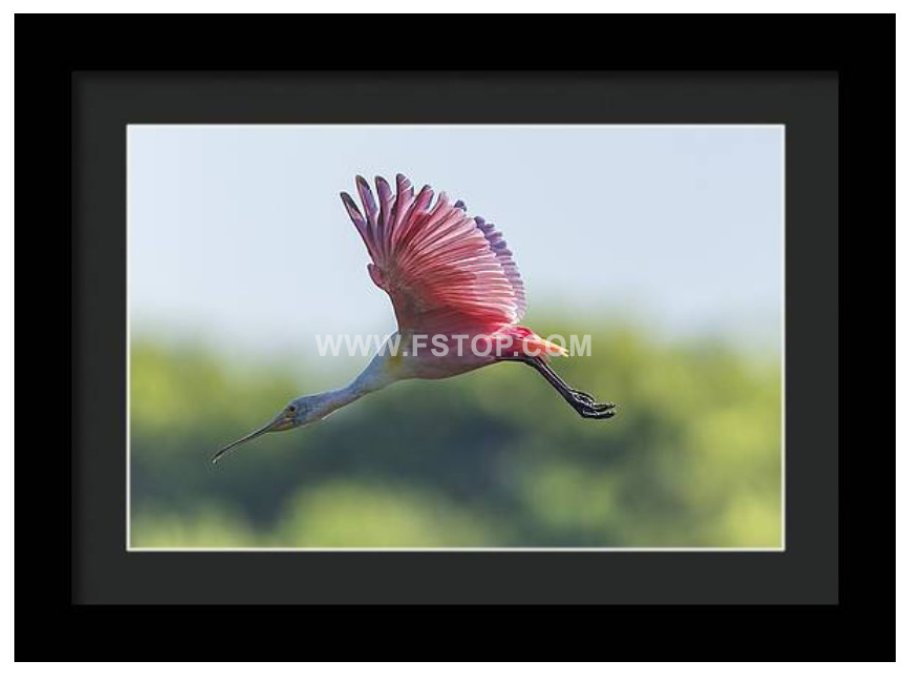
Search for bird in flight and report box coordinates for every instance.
[213,174,616,463]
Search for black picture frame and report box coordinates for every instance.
[15,13,895,661]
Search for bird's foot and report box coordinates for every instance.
[570,390,617,419]
[571,389,596,403]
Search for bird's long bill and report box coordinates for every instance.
[211,414,288,464]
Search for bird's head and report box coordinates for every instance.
[211,395,322,464]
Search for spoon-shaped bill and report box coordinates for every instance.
[211,415,287,464]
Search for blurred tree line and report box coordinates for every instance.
[130,318,781,548]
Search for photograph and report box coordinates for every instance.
[18,6,901,662]
[127,124,784,550]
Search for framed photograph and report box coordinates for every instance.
[15,12,895,662]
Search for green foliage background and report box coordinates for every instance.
[130,317,781,548]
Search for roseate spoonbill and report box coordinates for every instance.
[212,174,616,463]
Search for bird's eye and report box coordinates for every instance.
[286,404,296,414]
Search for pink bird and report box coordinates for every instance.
[213,173,615,463]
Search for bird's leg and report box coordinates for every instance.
[516,356,616,419]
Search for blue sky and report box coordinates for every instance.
[128,125,783,367]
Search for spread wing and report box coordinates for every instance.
[340,174,527,335]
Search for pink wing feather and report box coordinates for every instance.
[341,174,527,335]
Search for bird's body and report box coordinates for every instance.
[213,173,615,463]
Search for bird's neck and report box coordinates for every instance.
[313,352,396,420]
[314,383,366,420]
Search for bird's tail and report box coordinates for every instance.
[534,336,569,358]
[500,326,569,359]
